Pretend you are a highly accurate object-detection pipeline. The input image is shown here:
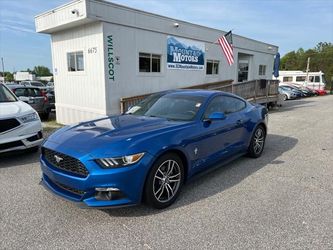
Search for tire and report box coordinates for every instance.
[283,94,288,101]
[144,153,184,209]
[247,125,266,158]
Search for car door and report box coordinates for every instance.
[13,88,31,103]
[189,95,246,173]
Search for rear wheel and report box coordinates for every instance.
[248,125,266,158]
[144,153,184,209]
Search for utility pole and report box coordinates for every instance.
[305,57,310,88]
[1,57,4,83]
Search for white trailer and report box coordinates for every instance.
[277,70,326,90]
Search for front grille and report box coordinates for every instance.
[0,118,21,133]
[0,140,24,150]
[42,147,89,177]
[54,181,85,196]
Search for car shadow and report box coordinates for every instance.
[103,133,298,217]
[0,148,41,168]
[272,99,316,112]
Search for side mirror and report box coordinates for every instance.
[206,112,226,121]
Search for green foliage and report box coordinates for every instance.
[0,72,14,82]
[33,66,52,76]
[280,42,333,88]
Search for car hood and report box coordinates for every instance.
[0,101,35,118]
[46,115,189,157]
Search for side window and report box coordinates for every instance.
[315,76,320,82]
[223,96,246,114]
[26,88,36,97]
[204,96,224,119]
[296,76,306,82]
[283,77,292,82]
[204,96,246,118]
[14,88,25,97]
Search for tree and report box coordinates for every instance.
[33,66,52,76]
[0,72,14,82]
[5,72,14,82]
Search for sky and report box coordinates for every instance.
[0,0,332,72]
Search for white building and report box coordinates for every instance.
[35,0,278,125]
[14,71,36,81]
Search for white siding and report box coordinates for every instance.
[51,22,106,124]
[102,22,275,115]
[35,0,88,33]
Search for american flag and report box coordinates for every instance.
[218,31,234,66]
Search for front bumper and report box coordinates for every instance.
[40,148,154,208]
[0,120,43,153]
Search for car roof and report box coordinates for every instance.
[162,89,244,99]
[7,84,41,89]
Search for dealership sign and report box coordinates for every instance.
[167,36,205,70]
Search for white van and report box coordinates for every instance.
[277,71,326,90]
[0,83,43,153]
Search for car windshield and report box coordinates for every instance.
[127,93,205,121]
[0,84,17,102]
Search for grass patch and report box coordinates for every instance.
[42,119,63,133]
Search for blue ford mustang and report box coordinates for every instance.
[40,90,268,209]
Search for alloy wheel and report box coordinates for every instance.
[253,127,265,154]
[153,159,181,203]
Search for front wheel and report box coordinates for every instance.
[248,125,266,158]
[144,153,184,209]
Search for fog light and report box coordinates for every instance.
[95,187,121,201]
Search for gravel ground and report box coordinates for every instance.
[0,96,332,249]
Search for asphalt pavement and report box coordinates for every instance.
[0,96,332,249]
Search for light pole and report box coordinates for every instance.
[1,57,4,83]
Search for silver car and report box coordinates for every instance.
[278,87,297,101]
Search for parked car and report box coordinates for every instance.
[40,90,268,209]
[290,84,315,97]
[20,80,45,87]
[0,83,43,153]
[7,85,52,120]
[278,87,297,100]
[280,85,304,98]
[46,82,54,87]
[313,88,327,96]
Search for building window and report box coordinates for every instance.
[206,60,219,75]
[67,51,84,71]
[258,65,266,76]
[139,53,161,72]
[283,76,293,82]
[238,61,249,82]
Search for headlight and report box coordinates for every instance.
[96,152,145,168]
[19,112,39,123]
